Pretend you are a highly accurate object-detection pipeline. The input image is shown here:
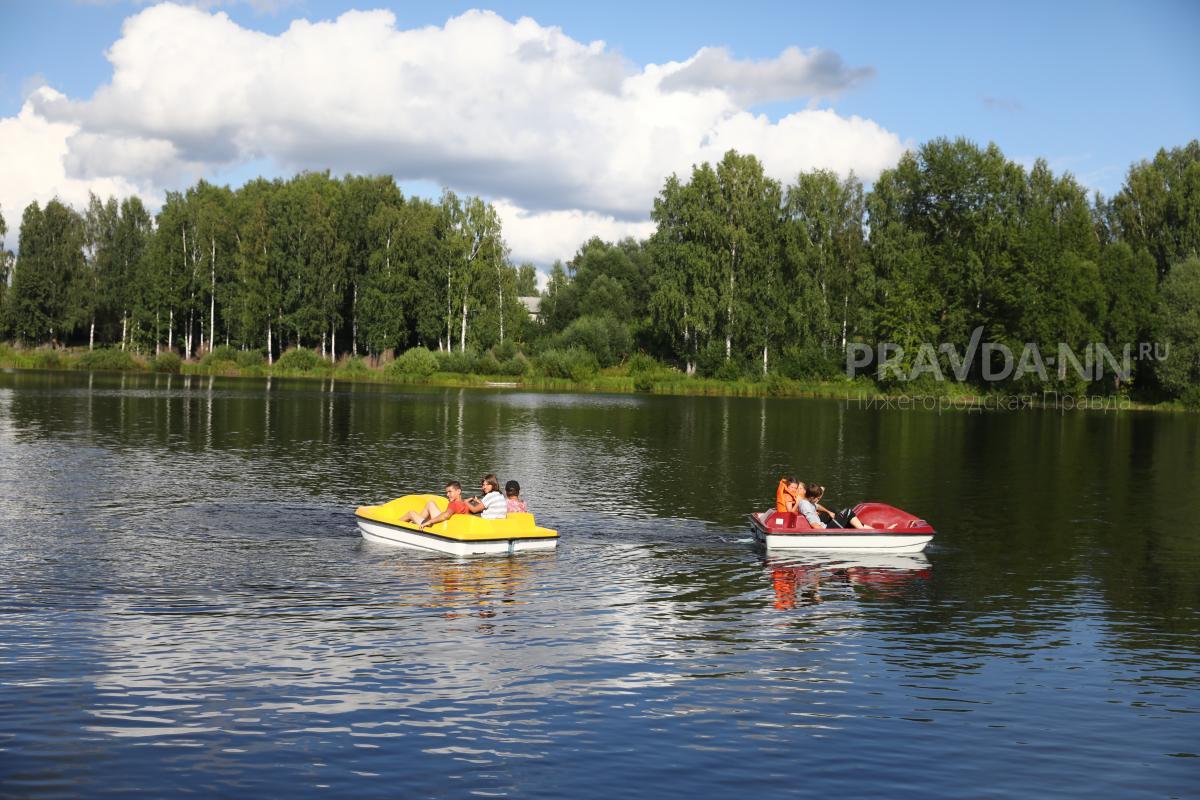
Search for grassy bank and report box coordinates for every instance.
[0,342,1189,411]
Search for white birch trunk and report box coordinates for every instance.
[460,295,468,352]
[841,295,849,350]
[726,243,735,360]
[497,258,504,344]
[267,321,273,365]
[683,304,692,375]
[176,226,186,354]
[210,237,216,353]
[89,319,95,351]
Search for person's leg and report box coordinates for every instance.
[834,508,867,529]
[423,500,441,520]
[399,510,425,525]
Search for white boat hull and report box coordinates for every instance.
[358,518,558,556]
[751,523,932,553]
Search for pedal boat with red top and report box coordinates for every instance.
[749,502,934,552]
[356,494,559,556]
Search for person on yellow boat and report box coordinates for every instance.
[505,480,528,513]
[464,473,508,519]
[399,480,472,529]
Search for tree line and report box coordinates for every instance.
[0,174,538,362]
[1,137,1198,400]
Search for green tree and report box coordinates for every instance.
[440,192,508,351]
[653,152,783,374]
[191,181,236,353]
[82,193,119,349]
[784,169,869,365]
[863,160,940,376]
[1099,242,1157,344]
[1155,257,1200,397]
[1110,141,1200,281]
[650,176,719,373]
[359,196,421,356]
[7,200,86,344]
[273,173,346,355]
[1098,241,1158,391]
[150,191,196,355]
[231,178,280,360]
[516,264,538,296]
[405,198,451,349]
[540,260,576,333]
[112,197,153,351]
[1011,161,1104,390]
[339,175,404,356]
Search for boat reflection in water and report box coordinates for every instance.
[386,552,558,623]
[430,557,530,620]
[764,552,932,609]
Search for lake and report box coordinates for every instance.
[1,370,1197,798]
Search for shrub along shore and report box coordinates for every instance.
[2,342,1190,412]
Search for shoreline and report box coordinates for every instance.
[0,347,1188,413]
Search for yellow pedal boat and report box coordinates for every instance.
[355,494,559,556]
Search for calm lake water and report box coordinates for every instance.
[1,370,1198,798]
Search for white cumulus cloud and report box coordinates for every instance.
[1,2,909,263]
[0,88,150,251]
[493,201,657,267]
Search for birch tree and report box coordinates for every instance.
[0,206,11,318]
[82,193,118,349]
[111,197,152,351]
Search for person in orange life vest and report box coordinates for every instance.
[776,477,801,513]
[399,480,472,529]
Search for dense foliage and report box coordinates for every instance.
[3,138,1198,401]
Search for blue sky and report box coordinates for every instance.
[0,0,1196,260]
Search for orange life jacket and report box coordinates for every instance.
[776,480,797,512]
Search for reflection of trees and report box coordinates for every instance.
[3,369,1198,651]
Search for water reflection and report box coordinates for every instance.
[373,549,555,623]
[764,552,932,609]
[2,370,1200,799]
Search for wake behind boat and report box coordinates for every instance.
[356,494,559,556]
[749,502,934,552]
